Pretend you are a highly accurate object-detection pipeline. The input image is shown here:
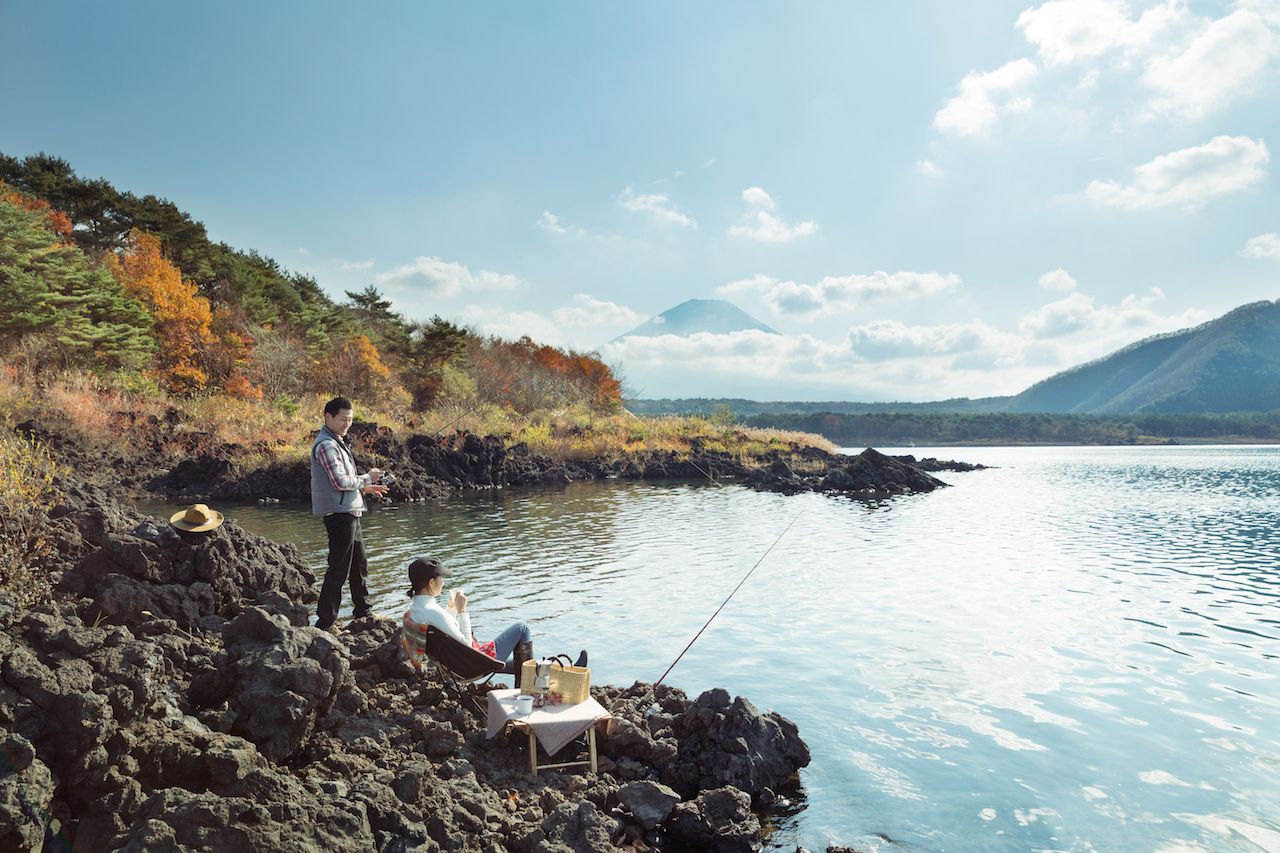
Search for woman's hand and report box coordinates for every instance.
[361,483,389,497]
[452,589,468,613]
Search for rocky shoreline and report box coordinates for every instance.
[26,416,982,505]
[2,418,986,851]
[1,476,812,852]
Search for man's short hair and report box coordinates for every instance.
[324,396,353,417]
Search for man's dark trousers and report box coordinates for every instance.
[317,512,371,628]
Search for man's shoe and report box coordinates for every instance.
[574,649,588,668]
[353,611,393,624]
[320,623,345,636]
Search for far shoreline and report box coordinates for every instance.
[840,438,1280,448]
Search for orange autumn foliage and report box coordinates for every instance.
[106,230,215,392]
[322,334,400,402]
[0,182,73,240]
[209,306,262,400]
[466,336,622,412]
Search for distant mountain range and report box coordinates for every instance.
[1005,299,1280,414]
[612,298,777,342]
[626,298,1280,415]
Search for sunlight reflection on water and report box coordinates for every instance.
[140,445,1280,851]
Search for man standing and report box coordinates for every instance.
[311,396,388,634]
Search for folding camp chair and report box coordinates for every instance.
[423,625,507,716]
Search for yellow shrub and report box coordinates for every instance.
[0,431,66,607]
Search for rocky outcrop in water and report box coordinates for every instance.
[136,422,977,505]
[742,448,950,496]
[0,477,809,852]
[890,454,987,473]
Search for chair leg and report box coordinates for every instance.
[528,728,538,776]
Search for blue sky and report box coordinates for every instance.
[3,1,1278,400]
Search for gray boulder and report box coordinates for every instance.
[0,734,54,853]
[668,786,761,852]
[211,607,365,762]
[618,780,680,829]
[532,800,622,852]
[598,684,810,803]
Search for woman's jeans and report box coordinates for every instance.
[493,622,532,674]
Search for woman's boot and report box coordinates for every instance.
[511,641,533,689]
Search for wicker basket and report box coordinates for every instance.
[520,658,591,705]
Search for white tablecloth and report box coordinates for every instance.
[486,688,611,756]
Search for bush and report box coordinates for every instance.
[0,431,65,607]
[274,395,301,417]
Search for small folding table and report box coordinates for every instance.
[486,688,613,776]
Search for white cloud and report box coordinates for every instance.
[1084,135,1269,211]
[620,188,697,228]
[719,270,961,317]
[1011,0,1279,122]
[728,211,819,243]
[339,258,375,271]
[741,187,776,209]
[1241,231,1280,257]
[727,187,818,243]
[1039,268,1079,291]
[604,331,858,384]
[296,247,310,255]
[460,305,567,347]
[847,319,1008,359]
[456,296,644,350]
[537,210,568,234]
[1016,0,1186,64]
[374,256,524,298]
[1142,8,1280,120]
[602,326,1048,400]
[933,58,1038,137]
[599,290,1213,400]
[1246,0,1280,29]
[552,294,644,330]
[1018,286,1205,339]
[916,159,944,177]
[1020,291,1099,338]
[537,210,588,237]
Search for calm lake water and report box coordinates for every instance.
[143,446,1280,852]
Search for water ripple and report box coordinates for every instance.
[139,445,1280,852]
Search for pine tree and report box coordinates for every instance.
[0,192,154,369]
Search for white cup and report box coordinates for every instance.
[514,694,534,715]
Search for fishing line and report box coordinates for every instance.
[569,369,725,487]
[654,510,804,688]
[424,398,490,437]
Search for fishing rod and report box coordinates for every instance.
[556,367,725,487]
[653,510,803,688]
[425,399,486,437]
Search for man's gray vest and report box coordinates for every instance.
[311,426,366,517]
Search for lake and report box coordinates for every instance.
[144,445,1280,852]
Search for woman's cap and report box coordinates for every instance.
[409,556,450,590]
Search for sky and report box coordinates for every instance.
[2,0,1278,401]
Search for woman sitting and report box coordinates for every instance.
[401,556,586,680]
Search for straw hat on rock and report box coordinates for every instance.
[169,503,224,532]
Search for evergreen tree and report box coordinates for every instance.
[0,194,154,369]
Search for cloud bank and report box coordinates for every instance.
[1084,136,1269,211]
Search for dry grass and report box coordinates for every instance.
[0,430,67,607]
[0,364,834,470]
[505,408,834,462]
